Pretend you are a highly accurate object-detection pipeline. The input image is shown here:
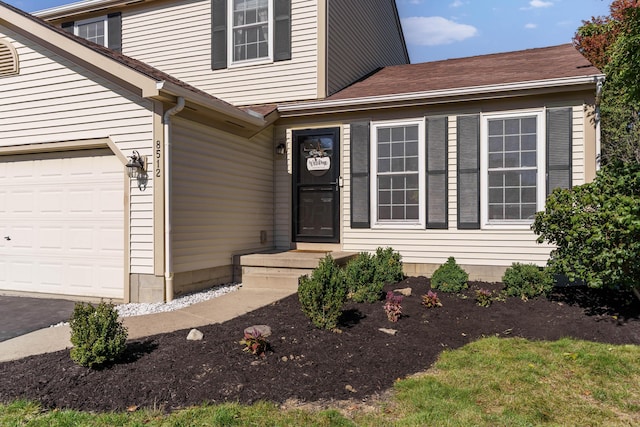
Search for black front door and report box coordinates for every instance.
[293,128,340,243]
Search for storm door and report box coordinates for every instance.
[292,128,340,243]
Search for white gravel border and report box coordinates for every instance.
[115,283,241,317]
[50,283,241,327]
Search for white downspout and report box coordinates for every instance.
[163,96,185,302]
[595,76,605,171]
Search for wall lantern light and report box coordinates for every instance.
[126,150,146,178]
[275,143,286,155]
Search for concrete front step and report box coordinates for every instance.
[239,250,358,290]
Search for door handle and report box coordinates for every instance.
[4,236,10,241]
[329,176,343,189]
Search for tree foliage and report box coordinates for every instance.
[532,163,640,291]
[574,0,640,164]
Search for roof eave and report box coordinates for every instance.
[156,81,266,129]
[34,0,147,20]
[278,74,605,117]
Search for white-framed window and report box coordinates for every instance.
[229,0,273,65]
[74,16,108,47]
[371,118,426,228]
[481,110,545,227]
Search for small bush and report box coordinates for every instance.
[502,263,554,300]
[373,247,404,285]
[239,329,269,357]
[421,290,442,308]
[431,257,469,293]
[383,291,403,322]
[345,252,381,303]
[69,301,128,368]
[345,247,404,303]
[298,255,347,330]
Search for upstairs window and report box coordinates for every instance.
[212,0,291,70]
[231,0,271,63]
[75,16,107,47]
[61,13,122,52]
[0,38,19,77]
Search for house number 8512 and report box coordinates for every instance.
[155,140,161,178]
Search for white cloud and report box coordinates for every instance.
[525,23,538,29]
[402,16,478,46]
[521,0,553,10]
[450,0,464,7]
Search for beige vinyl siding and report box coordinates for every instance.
[571,105,586,186]
[326,0,408,96]
[171,118,274,273]
[0,27,155,275]
[123,0,319,105]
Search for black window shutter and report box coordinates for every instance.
[426,117,448,229]
[274,0,291,62]
[546,107,572,195]
[350,122,370,229]
[211,0,227,70]
[61,21,74,33]
[107,13,122,52]
[457,115,480,229]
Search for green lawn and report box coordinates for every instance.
[2,337,639,426]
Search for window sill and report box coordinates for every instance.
[371,221,425,230]
[228,57,274,69]
[481,220,534,230]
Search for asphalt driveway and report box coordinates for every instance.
[0,295,76,342]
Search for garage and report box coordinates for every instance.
[0,149,125,299]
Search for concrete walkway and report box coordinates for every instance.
[0,287,295,363]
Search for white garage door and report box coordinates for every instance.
[0,149,124,299]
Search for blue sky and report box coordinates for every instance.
[5,0,612,63]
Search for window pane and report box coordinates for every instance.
[505,188,520,203]
[378,128,391,143]
[406,157,418,172]
[391,158,404,172]
[522,187,536,204]
[489,153,503,168]
[489,204,503,219]
[521,151,536,167]
[379,190,391,204]
[489,188,503,203]
[521,134,536,151]
[521,204,537,219]
[505,119,520,134]
[505,135,520,152]
[406,205,419,220]
[489,136,503,152]
[378,158,390,173]
[406,174,418,189]
[391,127,405,142]
[379,176,391,190]
[391,143,404,157]
[504,152,520,168]
[521,117,536,133]
[488,120,503,136]
[392,190,405,204]
[405,125,419,141]
[406,141,418,156]
[392,206,405,219]
[379,206,391,220]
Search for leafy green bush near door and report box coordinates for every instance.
[345,247,404,303]
[298,255,347,330]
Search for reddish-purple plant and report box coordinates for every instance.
[421,290,442,308]
[239,329,269,357]
[475,288,493,307]
[383,291,403,322]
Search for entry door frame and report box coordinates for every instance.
[292,127,341,243]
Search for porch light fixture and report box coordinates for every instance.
[126,150,146,178]
[276,143,286,155]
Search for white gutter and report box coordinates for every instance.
[278,75,605,114]
[156,81,265,128]
[34,0,145,19]
[163,96,185,302]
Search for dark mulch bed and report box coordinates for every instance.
[1,277,639,413]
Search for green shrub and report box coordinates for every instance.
[345,247,404,303]
[298,255,347,330]
[502,263,554,300]
[431,257,468,293]
[533,162,640,292]
[345,251,380,303]
[69,301,128,368]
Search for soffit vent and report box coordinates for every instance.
[0,39,19,77]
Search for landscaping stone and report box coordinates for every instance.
[394,287,412,296]
[186,329,203,341]
[244,324,272,337]
[379,328,398,336]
